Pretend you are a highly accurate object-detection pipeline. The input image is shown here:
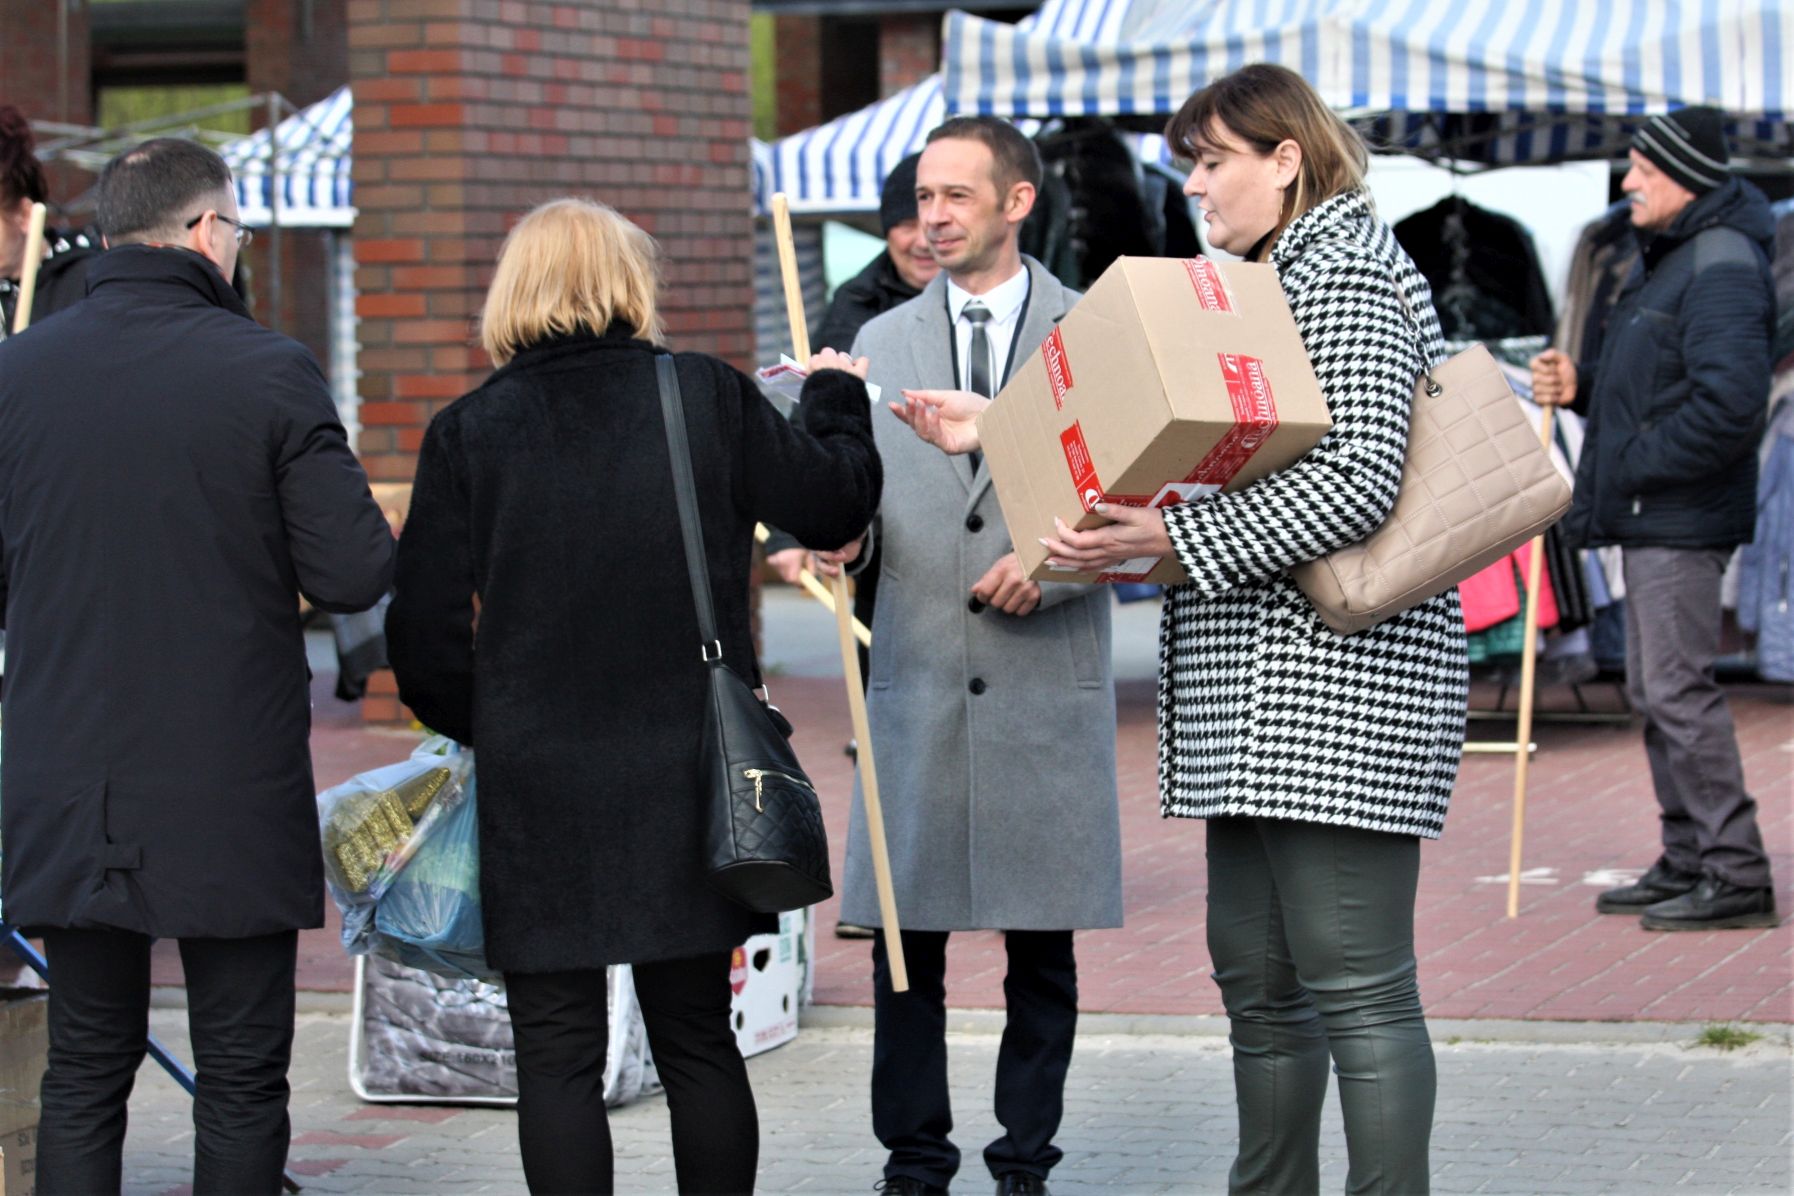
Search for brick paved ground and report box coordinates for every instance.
[245,592,1792,1026]
[119,1012,1792,1195]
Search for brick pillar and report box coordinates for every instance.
[248,0,349,110]
[349,0,755,724]
[878,13,939,98]
[772,15,823,135]
[0,0,95,207]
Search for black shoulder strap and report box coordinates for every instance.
[654,354,721,659]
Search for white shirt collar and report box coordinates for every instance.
[946,263,1030,326]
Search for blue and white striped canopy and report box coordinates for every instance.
[222,87,354,228]
[941,0,1793,163]
[753,0,1159,216]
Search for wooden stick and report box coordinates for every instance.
[1506,405,1558,919]
[754,524,871,647]
[10,203,47,334]
[770,194,906,990]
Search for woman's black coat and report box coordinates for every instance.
[0,246,396,936]
[385,329,881,973]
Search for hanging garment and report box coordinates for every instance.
[1457,542,1561,635]
[1556,202,1640,368]
[1737,396,1794,682]
[1394,197,1555,341]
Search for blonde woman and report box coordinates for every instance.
[386,198,881,1194]
[896,66,1468,1194]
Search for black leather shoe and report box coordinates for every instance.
[1640,876,1779,931]
[995,1174,1049,1195]
[1594,860,1699,913]
[875,1177,948,1196]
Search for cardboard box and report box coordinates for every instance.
[0,993,47,1196]
[978,257,1333,584]
[728,909,807,1058]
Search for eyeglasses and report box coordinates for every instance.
[185,211,255,247]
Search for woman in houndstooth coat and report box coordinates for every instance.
[896,65,1468,1195]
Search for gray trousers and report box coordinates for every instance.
[1206,817,1435,1196]
[1622,547,1771,888]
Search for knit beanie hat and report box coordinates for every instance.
[878,152,922,232]
[1632,106,1730,195]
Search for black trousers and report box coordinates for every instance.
[872,929,1078,1188]
[37,927,298,1195]
[505,950,757,1195]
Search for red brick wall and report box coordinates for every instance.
[0,0,95,210]
[248,0,350,110]
[879,13,938,98]
[773,15,823,136]
[349,0,756,724]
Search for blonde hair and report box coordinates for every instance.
[1165,64,1369,255]
[479,198,664,365]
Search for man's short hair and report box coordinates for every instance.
[925,117,1043,195]
[97,138,234,243]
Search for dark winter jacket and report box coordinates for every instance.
[0,245,395,936]
[0,226,100,339]
[812,251,921,354]
[384,328,881,973]
[1565,177,1776,551]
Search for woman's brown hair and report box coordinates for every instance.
[0,105,49,209]
[1165,64,1369,253]
[480,198,665,366]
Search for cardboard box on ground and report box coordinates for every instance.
[978,258,1333,585]
[0,992,46,1196]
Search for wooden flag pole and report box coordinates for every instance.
[753,525,872,648]
[1506,404,1558,919]
[770,194,906,989]
[10,203,47,334]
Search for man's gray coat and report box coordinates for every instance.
[839,257,1123,932]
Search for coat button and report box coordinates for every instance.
[965,514,984,532]
[967,596,985,613]
[968,678,987,695]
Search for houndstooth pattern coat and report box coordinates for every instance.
[1157,190,1469,839]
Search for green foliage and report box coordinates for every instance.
[1693,1024,1763,1052]
[96,84,253,136]
[751,13,778,143]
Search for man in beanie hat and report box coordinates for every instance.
[765,154,940,928]
[810,151,940,357]
[1532,107,1779,930]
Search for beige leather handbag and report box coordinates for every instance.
[1290,302,1572,636]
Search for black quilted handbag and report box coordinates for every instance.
[654,355,833,913]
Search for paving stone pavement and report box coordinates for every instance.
[119,1010,1791,1196]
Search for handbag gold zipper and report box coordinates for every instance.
[742,768,814,812]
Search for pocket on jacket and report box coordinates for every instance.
[1059,598,1105,688]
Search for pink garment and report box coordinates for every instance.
[1457,541,1560,634]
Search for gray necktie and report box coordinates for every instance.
[962,301,993,474]
[963,300,994,399]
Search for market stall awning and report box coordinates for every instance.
[940,0,1793,163]
[753,0,1160,216]
[221,86,354,228]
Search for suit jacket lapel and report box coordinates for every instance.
[905,276,968,493]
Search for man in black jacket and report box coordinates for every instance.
[1533,108,1777,931]
[0,139,394,1191]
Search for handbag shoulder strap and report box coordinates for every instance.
[654,354,723,661]
[1387,266,1445,398]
